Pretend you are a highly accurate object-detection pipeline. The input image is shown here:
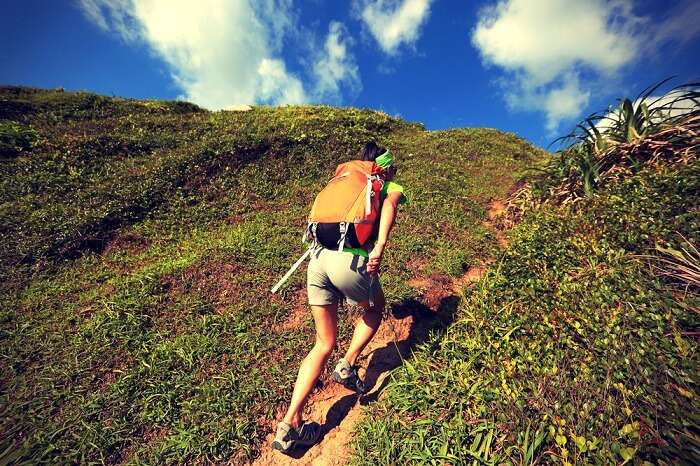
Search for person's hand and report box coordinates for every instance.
[367,243,385,275]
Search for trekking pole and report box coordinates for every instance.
[270,247,312,294]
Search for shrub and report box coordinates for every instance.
[0,120,39,157]
[535,80,699,203]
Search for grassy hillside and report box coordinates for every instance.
[0,87,544,464]
[352,93,699,464]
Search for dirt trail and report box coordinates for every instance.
[251,307,417,466]
[485,199,509,248]
[248,198,507,466]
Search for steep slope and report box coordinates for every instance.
[352,120,699,463]
[0,87,545,464]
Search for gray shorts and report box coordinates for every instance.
[307,247,382,306]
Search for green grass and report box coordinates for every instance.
[352,155,699,464]
[0,86,543,463]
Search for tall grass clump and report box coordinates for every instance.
[533,79,699,202]
[649,234,700,294]
[352,81,699,465]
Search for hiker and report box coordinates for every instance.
[272,142,407,453]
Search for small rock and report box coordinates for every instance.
[224,104,253,111]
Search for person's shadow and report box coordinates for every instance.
[314,293,461,448]
[280,293,461,459]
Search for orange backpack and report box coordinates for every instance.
[306,160,385,251]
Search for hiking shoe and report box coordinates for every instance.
[271,421,321,454]
[332,358,366,394]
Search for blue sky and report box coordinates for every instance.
[2,0,700,146]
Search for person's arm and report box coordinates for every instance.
[367,191,402,274]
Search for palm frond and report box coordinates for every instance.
[536,78,700,203]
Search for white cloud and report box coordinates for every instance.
[78,0,109,31]
[501,72,592,134]
[473,0,642,84]
[252,0,295,50]
[78,0,144,43]
[257,58,307,104]
[313,22,361,102]
[542,75,591,133]
[472,0,645,133]
[356,0,433,55]
[472,0,700,134]
[654,0,700,46]
[78,1,361,109]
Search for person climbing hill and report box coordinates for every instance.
[272,141,407,454]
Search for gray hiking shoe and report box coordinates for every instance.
[332,358,366,394]
[271,421,321,454]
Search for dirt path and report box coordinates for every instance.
[251,306,418,466]
[249,198,507,466]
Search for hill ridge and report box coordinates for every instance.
[1,86,544,464]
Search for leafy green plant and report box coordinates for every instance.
[605,79,700,144]
[0,119,39,157]
[537,80,700,202]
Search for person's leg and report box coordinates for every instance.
[343,288,385,366]
[282,303,338,428]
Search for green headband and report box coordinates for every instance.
[375,149,394,168]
